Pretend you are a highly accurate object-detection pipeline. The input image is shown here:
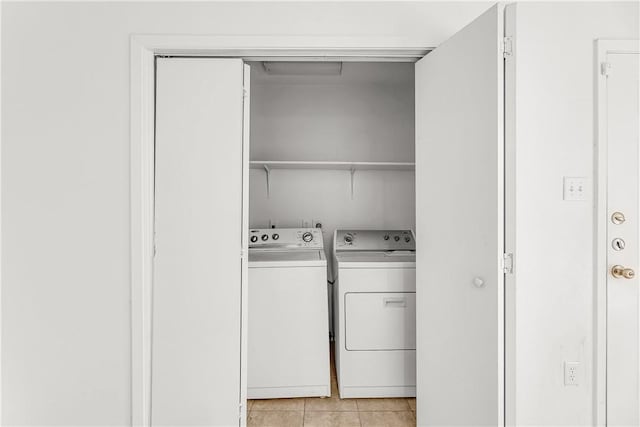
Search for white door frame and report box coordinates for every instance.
[130,35,431,426]
[595,39,640,427]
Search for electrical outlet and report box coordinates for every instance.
[563,177,588,201]
[564,361,580,386]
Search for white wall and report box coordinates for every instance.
[250,62,415,162]
[10,2,635,426]
[249,169,416,262]
[249,62,415,265]
[509,2,639,425]
[1,2,491,425]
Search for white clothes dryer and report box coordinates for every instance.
[333,229,416,398]
[248,228,331,399]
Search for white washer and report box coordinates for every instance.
[248,228,331,399]
[333,229,416,398]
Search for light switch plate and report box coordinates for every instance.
[563,177,589,201]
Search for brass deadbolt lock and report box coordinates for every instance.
[611,212,626,225]
[611,265,635,279]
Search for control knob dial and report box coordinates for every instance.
[302,232,314,243]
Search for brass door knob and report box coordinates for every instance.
[612,265,635,279]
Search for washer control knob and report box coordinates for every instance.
[302,232,313,243]
[272,233,279,241]
[261,234,269,241]
[405,236,411,243]
[394,236,400,242]
[384,234,390,240]
[250,235,258,243]
[344,234,354,244]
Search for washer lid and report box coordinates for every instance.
[249,250,324,262]
[248,249,327,268]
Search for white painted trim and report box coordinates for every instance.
[130,35,430,426]
[132,35,430,61]
[495,6,506,426]
[239,63,251,427]
[594,39,640,427]
[503,4,517,426]
[0,1,3,423]
[130,36,156,427]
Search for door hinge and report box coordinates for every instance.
[242,88,248,98]
[240,249,248,259]
[502,253,514,274]
[503,36,513,58]
[600,62,611,77]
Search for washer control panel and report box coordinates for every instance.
[335,229,416,251]
[249,228,323,249]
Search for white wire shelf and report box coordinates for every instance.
[250,160,415,199]
[249,160,415,171]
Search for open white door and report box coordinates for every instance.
[415,4,505,426]
[602,46,640,426]
[153,58,248,426]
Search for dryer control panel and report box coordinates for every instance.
[335,230,416,251]
[249,228,323,249]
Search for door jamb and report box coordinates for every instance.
[594,39,640,427]
[503,5,516,426]
[130,35,431,426]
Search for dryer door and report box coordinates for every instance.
[345,292,416,351]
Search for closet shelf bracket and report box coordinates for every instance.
[264,165,272,198]
[350,167,356,200]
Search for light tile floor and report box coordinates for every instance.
[247,350,416,427]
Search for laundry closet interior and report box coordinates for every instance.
[248,60,415,236]
[246,60,417,401]
[150,6,505,425]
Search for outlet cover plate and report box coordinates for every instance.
[564,361,580,386]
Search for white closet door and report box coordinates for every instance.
[415,4,505,426]
[153,58,247,426]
